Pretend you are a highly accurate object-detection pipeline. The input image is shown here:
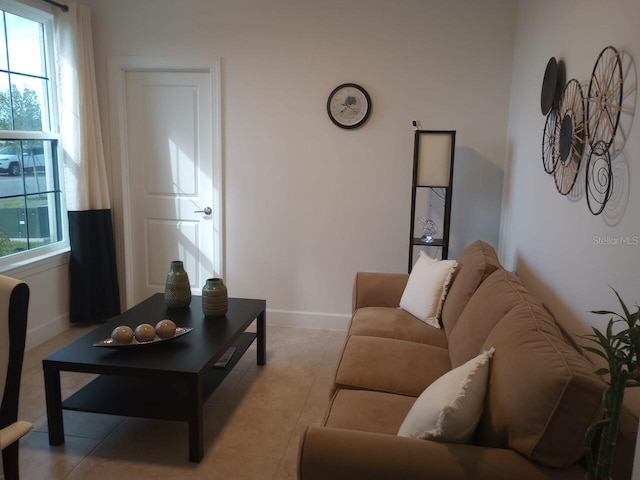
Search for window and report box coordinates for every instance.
[0,1,65,264]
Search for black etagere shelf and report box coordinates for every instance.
[408,130,456,272]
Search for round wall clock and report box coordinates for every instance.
[327,83,371,129]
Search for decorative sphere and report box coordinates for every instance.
[155,319,177,339]
[134,323,156,343]
[111,325,134,344]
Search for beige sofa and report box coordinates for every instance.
[298,241,636,480]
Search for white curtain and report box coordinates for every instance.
[53,2,121,323]
[54,1,110,211]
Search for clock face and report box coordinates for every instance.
[327,83,371,129]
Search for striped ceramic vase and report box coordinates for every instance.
[164,261,192,309]
[202,278,228,317]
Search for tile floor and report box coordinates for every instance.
[16,323,346,479]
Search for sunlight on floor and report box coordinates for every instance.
[18,324,345,479]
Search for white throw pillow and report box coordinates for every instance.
[397,348,495,443]
[399,253,457,328]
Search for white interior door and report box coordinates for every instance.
[123,70,219,305]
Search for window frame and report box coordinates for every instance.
[0,0,68,273]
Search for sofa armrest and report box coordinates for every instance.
[352,272,409,313]
[299,426,554,480]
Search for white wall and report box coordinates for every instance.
[501,0,640,411]
[83,0,516,329]
[4,253,70,350]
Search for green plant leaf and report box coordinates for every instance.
[612,328,630,338]
[582,334,609,351]
[586,289,639,479]
[582,334,605,344]
[629,327,640,338]
[591,326,607,341]
[592,328,614,355]
[629,328,640,362]
[612,287,632,323]
[583,346,609,361]
[607,319,614,339]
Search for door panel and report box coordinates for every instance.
[124,70,215,304]
[145,218,200,286]
[141,83,198,195]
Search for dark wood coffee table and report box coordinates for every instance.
[42,294,266,462]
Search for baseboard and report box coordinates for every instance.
[266,309,350,331]
[25,312,69,351]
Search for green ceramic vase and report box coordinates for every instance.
[202,278,228,317]
[164,260,192,309]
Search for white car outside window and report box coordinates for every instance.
[0,145,45,176]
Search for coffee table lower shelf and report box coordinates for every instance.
[62,332,256,420]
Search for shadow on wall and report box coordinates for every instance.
[449,147,503,258]
[515,254,590,339]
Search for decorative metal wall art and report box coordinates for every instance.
[540,57,565,115]
[542,109,559,174]
[585,141,613,216]
[541,57,559,115]
[554,79,585,195]
[586,46,623,150]
[539,46,631,216]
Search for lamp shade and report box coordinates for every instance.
[417,132,453,187]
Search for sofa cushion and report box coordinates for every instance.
[441,240,502,337]
[324,389,415,435]
[398,348,494,443]
[334,335,451,397]
[447,269,531,368]
[399,253,457,328]
[348,307,448,348]
[477,303,605,468]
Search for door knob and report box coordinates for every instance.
[194,206,212,215]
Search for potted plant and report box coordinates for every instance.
[583,288,640,480]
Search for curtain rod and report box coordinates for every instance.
[40,0,69,12]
